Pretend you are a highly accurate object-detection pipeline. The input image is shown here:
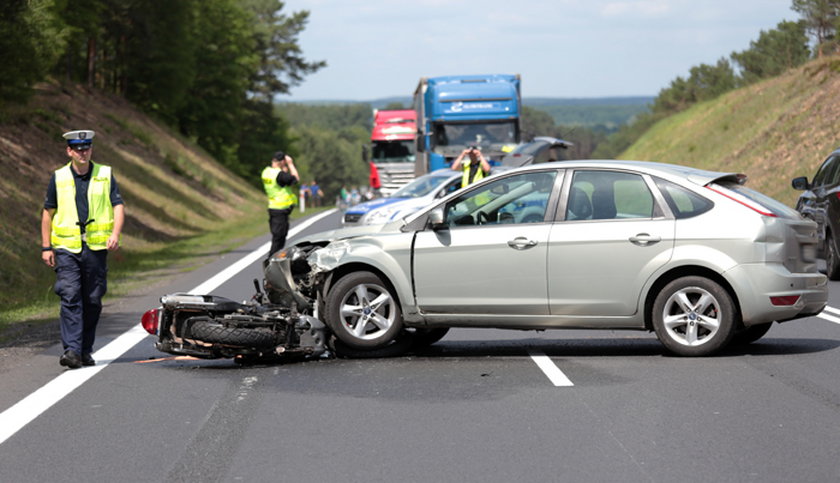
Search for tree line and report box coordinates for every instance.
[4,1,839,194]
[2,0,324,182]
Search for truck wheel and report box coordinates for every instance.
[324,271,403,350]
[190,319,276,348]
[652,276,736,356]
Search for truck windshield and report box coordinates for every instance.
[433,121,517,147]
[372,140,415,164]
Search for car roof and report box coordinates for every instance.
[499,159,744,187]
[427,168,461,178]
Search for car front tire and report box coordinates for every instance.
[652,276,736,356]
[324,271,403,350]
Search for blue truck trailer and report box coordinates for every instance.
[413,74,521,176]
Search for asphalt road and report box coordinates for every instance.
[1,209,839,482]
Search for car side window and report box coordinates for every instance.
[444,171,557,226]
[566,170,654,220]
[653,177,714,219]
[828,155,840,186]
[812,155,839,188]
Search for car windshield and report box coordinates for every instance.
[392,174,453,198]
[432,121,517,147]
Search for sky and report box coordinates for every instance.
[279,0,800,101]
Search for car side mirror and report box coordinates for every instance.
[791,176,810,191]
[428,208,447,230]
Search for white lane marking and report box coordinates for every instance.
[0,210,336,446]
[529,351,574,387]
[817,309,840,325]
[821,305,840,316]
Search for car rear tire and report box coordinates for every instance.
[324,271,403,350]
[730,323,773,346]
[652,276,736,356]
[826,233,840,280]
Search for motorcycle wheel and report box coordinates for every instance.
[190,319,276,348]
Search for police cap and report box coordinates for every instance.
[63,130,95,150]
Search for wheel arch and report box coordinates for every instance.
[643,265,743,331]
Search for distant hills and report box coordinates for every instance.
[526,97,653,130]
[280,96,654,129]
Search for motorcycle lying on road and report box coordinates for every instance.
[140,247,424,363]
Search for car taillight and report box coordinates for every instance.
[141,308,160,335]
[770,295,800,306]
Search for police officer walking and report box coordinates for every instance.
[41,130,125,369]
[262,150,299,258]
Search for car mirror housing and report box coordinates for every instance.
[791,176,810,191]
[428,208,447,230]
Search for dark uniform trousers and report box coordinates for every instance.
[53,245,108,355]
[268,207,293,258]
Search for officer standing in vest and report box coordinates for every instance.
[262,150,299,258]
[41,130,125,369]
[451,146,491,188]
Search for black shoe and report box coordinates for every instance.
[81,353,95,366]
[60,350,82,369]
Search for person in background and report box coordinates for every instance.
[310,180,320,207]
[369,162,382,198]
[41,129,125,369]
[261,150,299,258]
[451,146,491,188]
[338,185,349,208]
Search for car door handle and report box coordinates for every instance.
[508,237,538,250]
[629,233,661,246]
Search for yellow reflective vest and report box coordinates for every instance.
[461,162,486,188]
[51,162,115,253]
[262,166,298,210]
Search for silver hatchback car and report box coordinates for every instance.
[273,160,827,357]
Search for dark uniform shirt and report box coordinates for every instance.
[468,162,482,184]
[44,161,124,233]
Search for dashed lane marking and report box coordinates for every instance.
[529,351,574,387]
[818,305,840,325]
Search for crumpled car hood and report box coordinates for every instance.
[294,220,402,245]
